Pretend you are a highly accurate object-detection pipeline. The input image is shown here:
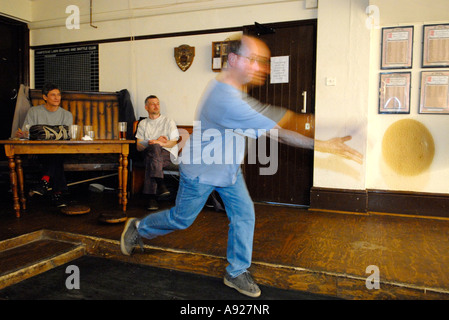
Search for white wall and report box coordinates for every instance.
[99,33,231,124]
[366,10,449,193]
[313,0,370,191]
[4,0,449,196]
[27,0,316,124]
[0,0,32,22]
[314,0,449,195]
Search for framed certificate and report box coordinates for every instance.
[422,24,449,68]
[211,41,229,72]
[379,72,411,114]
[381,26,413,69]
[419,71,449,114]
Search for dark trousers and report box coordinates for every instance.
[143,144,172,195]
[39,154,67,192]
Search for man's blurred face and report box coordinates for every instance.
[234,36,271,86]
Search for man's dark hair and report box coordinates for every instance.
[226,39,243,56]
[145,95,159,104]
[42,83,60,96]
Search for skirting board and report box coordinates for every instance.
[310,187,449,219]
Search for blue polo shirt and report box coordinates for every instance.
[179,79,280,187]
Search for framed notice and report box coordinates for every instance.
[211,41,230,72]
[419,71,449,114]
[379,72,411,114]
[422,24,449,68]
[381,26,413,69]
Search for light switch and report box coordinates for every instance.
[326,77,336,86]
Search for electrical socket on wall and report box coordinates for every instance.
[305,0,318,9]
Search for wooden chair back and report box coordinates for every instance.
[30,90,120,139]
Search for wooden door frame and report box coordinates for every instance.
[0,15,30,86]
[243,19,317,112]
[242,19,317,207]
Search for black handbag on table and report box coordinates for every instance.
[29,125,70,140]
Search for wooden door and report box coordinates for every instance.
[0,16,29,142]
[243,20,316,206]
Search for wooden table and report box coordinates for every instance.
[1,139,135,217]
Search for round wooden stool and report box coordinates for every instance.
[61,204,91,215]
[98,210,127,224]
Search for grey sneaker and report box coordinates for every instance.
[224,271,261,298]
[120,218,144,256]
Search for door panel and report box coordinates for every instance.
[243,20,316,206]
[0,16,29,142]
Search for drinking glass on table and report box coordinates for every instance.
[84,125,94,139]
[24,124,31,139]
[118,122,127,140]
[69,125,79,140]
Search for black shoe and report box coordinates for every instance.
[157,184,170,197]
[31,180,50,196]
[51,193,67,208]
[147,198,159,211]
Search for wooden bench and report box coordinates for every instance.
[29,90,122,139]
[29,89,126,172]
[29,89,192,195]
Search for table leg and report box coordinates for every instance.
[7,155,20,218]
[122,153,128,212]
[118,154,123,205]
[15,155,26,211]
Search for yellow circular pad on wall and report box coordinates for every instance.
[382,119,435,176]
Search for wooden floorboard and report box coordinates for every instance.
[1,183,449,299]
[0,239,78,276]
[0,231,85,290]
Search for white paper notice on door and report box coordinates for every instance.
[270,56,289,84]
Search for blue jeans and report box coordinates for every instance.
[137,170,255,278]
